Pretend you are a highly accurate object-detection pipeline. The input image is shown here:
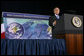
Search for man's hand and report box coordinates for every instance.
[53,20,56,26]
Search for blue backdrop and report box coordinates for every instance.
[1,12,67,55]
[3,12,52,39]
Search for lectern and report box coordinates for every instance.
[63,13,83,55]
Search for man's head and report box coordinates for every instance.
[53,7,60,15]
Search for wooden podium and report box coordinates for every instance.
[65,34,83,55]
[55,13,83,55]
[63,14,83,55]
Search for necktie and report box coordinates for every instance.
[56,15,59,19]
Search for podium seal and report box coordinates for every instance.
[72,16,82,28]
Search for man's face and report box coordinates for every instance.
[54,8,60,15]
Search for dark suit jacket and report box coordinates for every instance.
[49,14,65,38]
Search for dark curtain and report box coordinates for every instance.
[1,39,67,55]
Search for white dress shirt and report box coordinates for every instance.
[55,14,60,19]
[53,14,60,26]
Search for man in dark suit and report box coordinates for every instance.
[49,7,64,38]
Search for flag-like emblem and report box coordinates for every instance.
[1,18,5,39]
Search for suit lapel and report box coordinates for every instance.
[53,16,56,20]
[53,15,60,20]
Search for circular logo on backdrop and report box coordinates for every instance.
[6,22,24,39]
[72,16,82,28]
